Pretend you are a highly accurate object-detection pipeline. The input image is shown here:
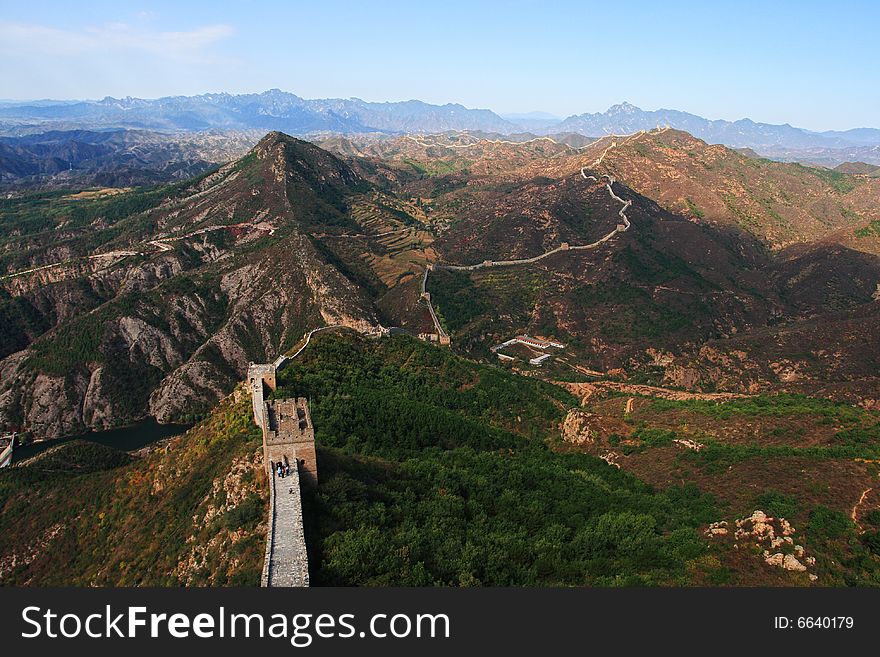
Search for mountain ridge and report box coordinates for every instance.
[0,132,380,437]
[3,92,879,168]
[550,102,880,151]
[0,89,517,137]
[2,128,880,440]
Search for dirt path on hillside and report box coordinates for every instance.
[557,380,751,404]
[851,487,875,532]
[2,221,276,281]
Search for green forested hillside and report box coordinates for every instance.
[1,332,719,586]
[4,331,878,586]
[276,333,719,585]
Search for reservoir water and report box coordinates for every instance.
[11,419,190,464]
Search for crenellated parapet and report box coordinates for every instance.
[263,397,317,489]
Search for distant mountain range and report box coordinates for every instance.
[550,102,880,149]
[0,89,513,136]
[0,129,258,187]
[1,91,879,166]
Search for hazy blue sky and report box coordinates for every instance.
[1,0,877,130]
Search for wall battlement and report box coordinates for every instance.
[264,397,318,489]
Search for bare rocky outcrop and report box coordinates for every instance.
[19,371,90,438]
[561,408,598,445]
[0,133,380,439]
[82,367,114,428]
[705,521,728,536]
[662,364,703,390]
[117,316,185,369]
[707,510,818,582]
[149,361,231,423]
[645,348,675,367]
[116,257,186,296]
[174,448,268,586]
[673,438,705,451]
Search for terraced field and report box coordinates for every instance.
[347,196,433,289]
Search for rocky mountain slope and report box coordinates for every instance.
[576,129,880,251]
[0,393,267,586]
[361,130,880,403]
[0,133,380,437]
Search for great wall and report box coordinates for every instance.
[3,128,656,353]
[0,220,276,282]
[239,132,661,586]
[0,432,14,469]
[246,323,389,587]
[416,128,665,341]
[248,355,318,588]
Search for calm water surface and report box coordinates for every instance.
[11,419,190,463]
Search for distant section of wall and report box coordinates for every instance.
[420,287,450,345]
[247,363,277,427]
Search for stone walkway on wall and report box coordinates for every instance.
[261,466,309,587]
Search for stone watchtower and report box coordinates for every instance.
[263,397,318,489]
[247,362,317,489]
